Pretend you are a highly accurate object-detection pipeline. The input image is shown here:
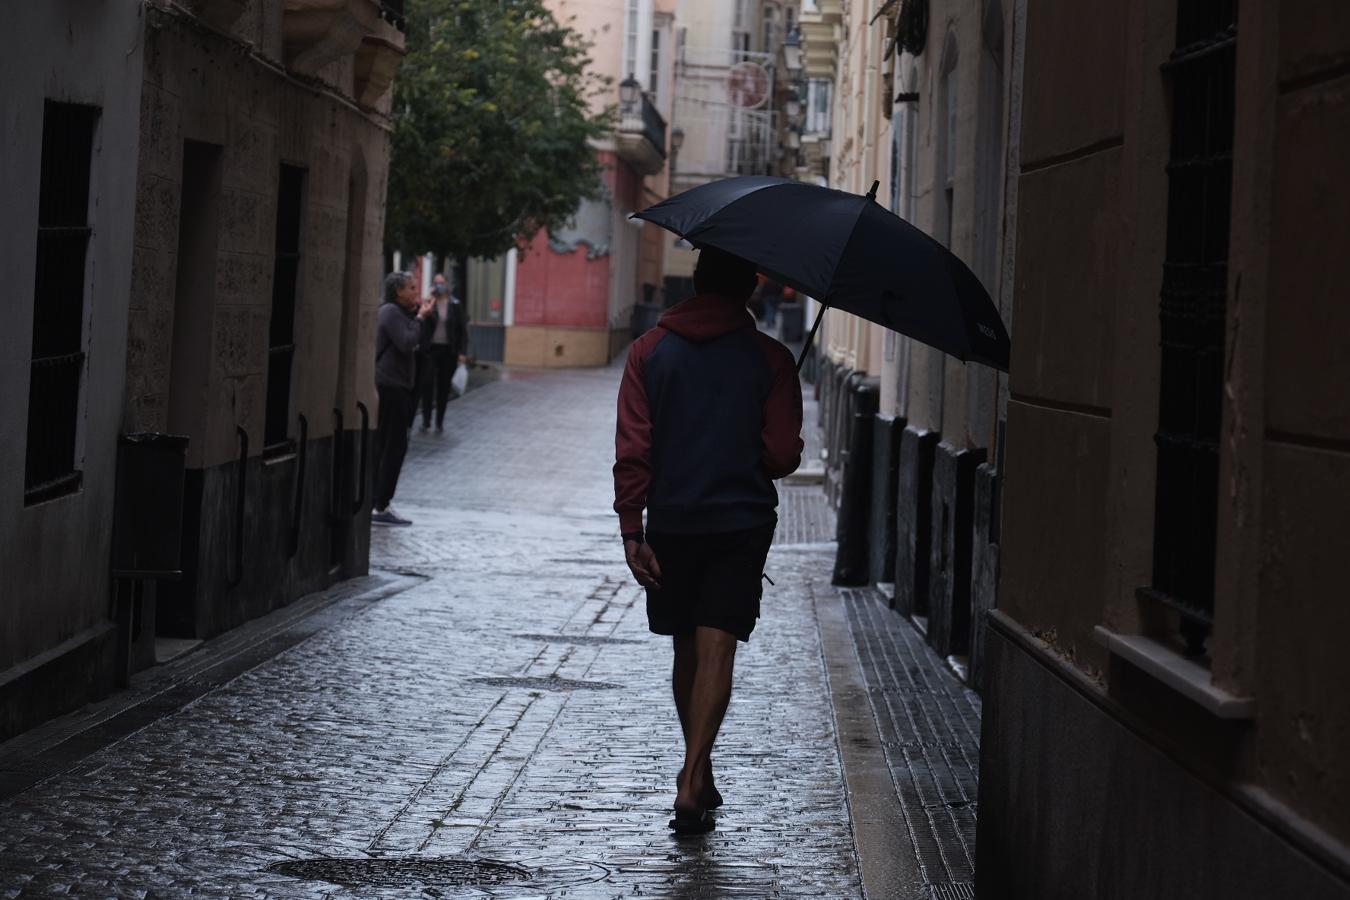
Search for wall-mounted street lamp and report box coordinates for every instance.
[786,125,801,149]
[785,88,801,120]
[669,125,684,174]
[619,74,641,108]
[782,27,803,76]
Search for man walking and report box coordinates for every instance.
[613,247,803,834]
[417,273,469,432]
[372,271,434,526]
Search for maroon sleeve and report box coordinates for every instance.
[756,333,804,479]
[613,330,662,534]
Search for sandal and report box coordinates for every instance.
[669,807,715,835]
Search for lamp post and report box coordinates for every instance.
[670,125,684,175]
[619,74,641,112]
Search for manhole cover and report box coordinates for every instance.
[468,675,621,691]
[266,857,530,888]
[513,633,642,646]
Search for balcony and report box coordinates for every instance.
[801,0,843,79]
[283,0,406,98]
[616,92,668,177]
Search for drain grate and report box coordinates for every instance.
[929,882,975,900]
[468,675,621,691]
[512,633,642,646]
[266,857,530,888]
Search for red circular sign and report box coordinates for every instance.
[727,62,771,109]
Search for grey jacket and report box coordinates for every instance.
[375,301,432,390]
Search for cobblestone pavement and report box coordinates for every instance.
[0,358,980,898]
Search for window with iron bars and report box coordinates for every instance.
[25,101,99,506]
[265,165,306,454]
[1140,0,1237,659]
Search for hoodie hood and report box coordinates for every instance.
[657,293,756,343]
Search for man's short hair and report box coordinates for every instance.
[693,247,758,301]
[384,271,411,304]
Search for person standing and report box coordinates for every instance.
[613,247,804,834]
[372,271,434,526]
[418,273,469,432]
[759,277,784,329]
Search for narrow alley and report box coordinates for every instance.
[0,361,979,898]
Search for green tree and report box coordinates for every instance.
[386,0,612,259]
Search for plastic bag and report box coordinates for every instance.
[451,362,469,397]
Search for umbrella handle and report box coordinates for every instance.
[795,303,829,375]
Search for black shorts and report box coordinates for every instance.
[644,523,777,643]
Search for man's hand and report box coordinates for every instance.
[624,539,662,589]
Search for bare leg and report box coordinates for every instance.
[672,634,721,807]
[674,626,738,815]
[672,633,696,741]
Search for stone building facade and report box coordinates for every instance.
[978,1,1350,896]
[809,0,1015,686]
[1,0,403,740]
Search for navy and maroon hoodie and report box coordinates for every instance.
[614,293,804,537]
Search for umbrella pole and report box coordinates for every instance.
[795,303,828,374]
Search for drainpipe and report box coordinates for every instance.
[503,246,517,327]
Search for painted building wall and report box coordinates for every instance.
[509,0,674,366]
[0,1,147,738]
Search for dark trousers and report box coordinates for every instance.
[763,295,779,327]
[417,344,457,428]
[373,383,416,510]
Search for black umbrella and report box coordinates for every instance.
[632,175,1010,372]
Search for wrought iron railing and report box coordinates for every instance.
[1143,0,1237,658]
[619,92,667,159]
[639,93,667,158]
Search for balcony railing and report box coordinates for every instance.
[623,93,667,159]
[616,93,667,176]
[379,0,405,31]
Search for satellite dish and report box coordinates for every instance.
[727,61,771,109]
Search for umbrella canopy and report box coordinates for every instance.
[633,176,1010,372]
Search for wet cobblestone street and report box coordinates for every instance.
[0,359,979,898]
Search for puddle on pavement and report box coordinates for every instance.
[512,632,643,646]
[467,675,622,691]
[266,857,530,888]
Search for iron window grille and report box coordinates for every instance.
[1141,0,1237,658]
[25,101,99,506]
[265,164,306,455]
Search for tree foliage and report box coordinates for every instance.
[385,0,612,259]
